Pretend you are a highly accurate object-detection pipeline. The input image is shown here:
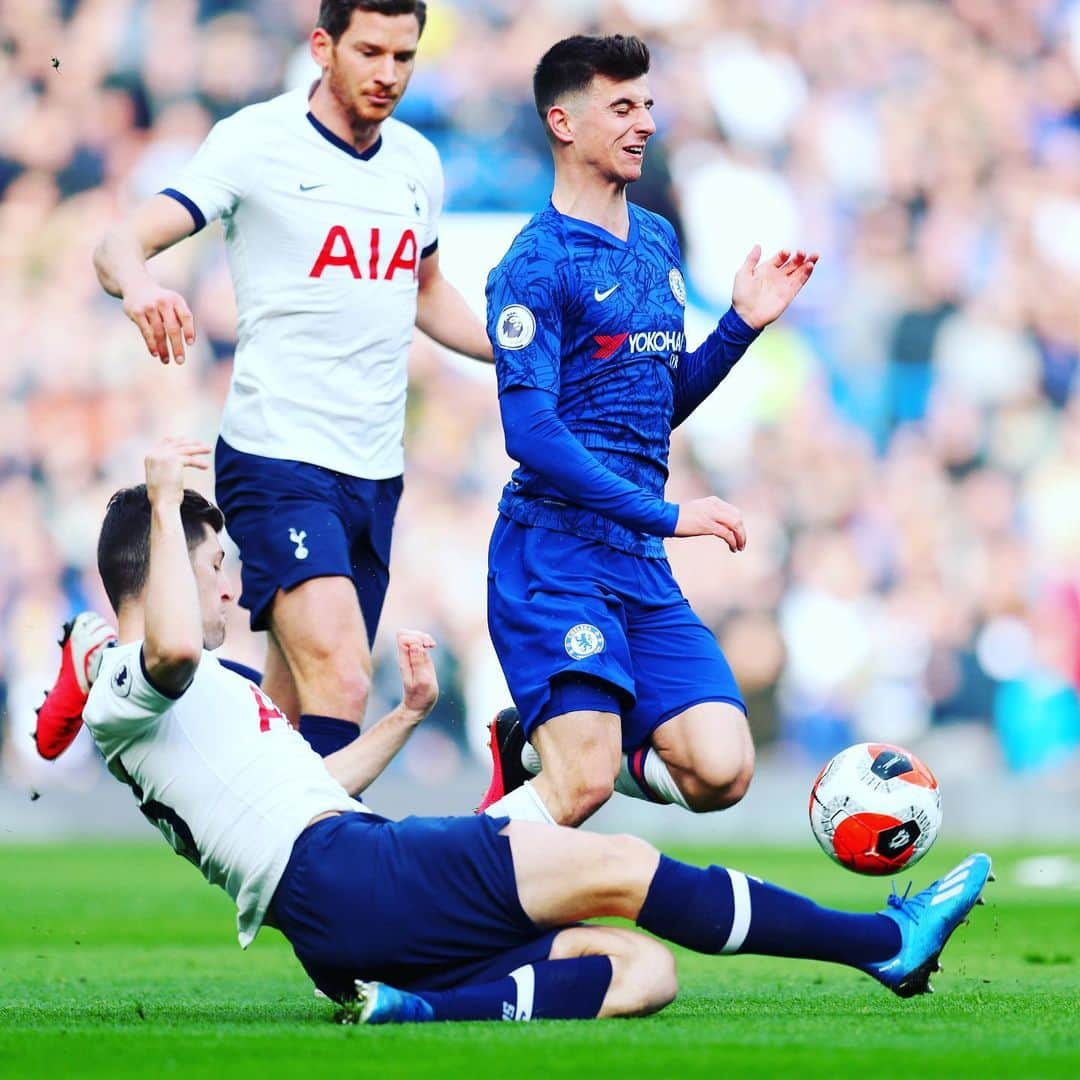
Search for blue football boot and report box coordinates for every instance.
[347,980,435,1024]
[861,853,994,998]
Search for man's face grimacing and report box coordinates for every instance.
[190,526,232,652]
[569,74,656,184]
[314,9,420,127]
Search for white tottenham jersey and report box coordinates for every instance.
[84,642,366,947]
[163,88,444,478]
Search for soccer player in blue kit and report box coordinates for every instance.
[480,34,819,827]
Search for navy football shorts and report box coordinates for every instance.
[271,811,563,999]
[487,514,745,751]
[214,438,402,640]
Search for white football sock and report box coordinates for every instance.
[519,742,692,811]
[483,779,556,824]
[614,747,691,810]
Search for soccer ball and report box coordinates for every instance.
[808,743,942,875]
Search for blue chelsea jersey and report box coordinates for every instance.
[486,201,688,558]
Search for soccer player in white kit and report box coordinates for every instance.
[84,0,490,762]
[80,436,993,1023]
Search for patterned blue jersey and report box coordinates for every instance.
[486,201,689,558]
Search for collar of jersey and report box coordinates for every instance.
[306,111,383,161]
[548,200,640,248]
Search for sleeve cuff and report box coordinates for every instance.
[720,306,762,343]
[659,501,680,536]
[159,188,206,234]
[421,238,438,259]
[139,646,191,700]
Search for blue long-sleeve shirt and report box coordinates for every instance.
[487,201,759,557]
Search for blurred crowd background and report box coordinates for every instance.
[2,0,1079,817]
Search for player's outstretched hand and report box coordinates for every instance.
[673,496,747,552]
[144,437,211,507]
[122,280,196,365]
[731,245,818,330]
[397,629,439,721]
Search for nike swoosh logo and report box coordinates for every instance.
[594,284,620,302]
[299,183,328,192]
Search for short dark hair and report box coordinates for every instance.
[97,485,224,613]
[533,34,651,126]
[317,0,427,42]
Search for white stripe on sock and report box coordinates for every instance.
[508,965,535,1021]
[930,883,966,906]
[720,870,752,954]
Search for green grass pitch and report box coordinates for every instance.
[2,840,1077,1078]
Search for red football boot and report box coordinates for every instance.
[34,612,117,760]
[476,707,530,813]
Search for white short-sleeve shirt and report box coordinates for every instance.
[83,642,366,947]
[163,88,444,478]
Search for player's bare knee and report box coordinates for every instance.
[681,749,754,812]
[563,773,616,824]
[546,754,617,824]
[601,936,677,1018]
[598,833,661,908]
[295,660,370,720]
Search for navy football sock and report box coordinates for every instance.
[218,658,263,685]
[299,714,359,757]
[415,956,612,1022]
[636,855,900,965]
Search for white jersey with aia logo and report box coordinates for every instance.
[84,642,366,947]
[163,87,444,478]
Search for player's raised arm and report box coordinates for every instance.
[415,250,494,362]
[322,630,439,796]
[142,438,213,695]
[93,194,198,365]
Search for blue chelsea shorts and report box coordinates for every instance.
[487,515,745,751]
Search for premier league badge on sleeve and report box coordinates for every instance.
[668,268,686,307]
[497,305,536,350]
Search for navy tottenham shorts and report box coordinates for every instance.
[487,515,746,751]
[214,438,402,640]
[270,811,563,999]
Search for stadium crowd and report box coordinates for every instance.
[2,0,1078,792]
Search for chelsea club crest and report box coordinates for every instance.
[565,623,605,660]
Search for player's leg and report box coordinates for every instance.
[214,439,380,755]
[267,575,372,749]
[645,701,754,810]
[525,704,624,826]
[483,518,636,825]
[503,821,993,997]
[346,925,675,1023]
[257,630,299,724]
[617,563,754,811]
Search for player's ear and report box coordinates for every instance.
[310,27,333,68]
[547,104,575,146]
